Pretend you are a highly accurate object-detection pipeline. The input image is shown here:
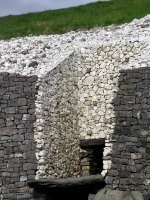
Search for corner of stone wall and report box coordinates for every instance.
[0,72,45,199]
[34,51,82,179]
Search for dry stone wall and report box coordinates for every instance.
[34,39,147,182]
[106,67,150,196]
[76,40,146,177]
[0,73,46,199]
[0,15,150,198]
[35,53,81,179]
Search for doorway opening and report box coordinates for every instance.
[79,139,105,176]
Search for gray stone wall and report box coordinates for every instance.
[0,73,45,199]
[106,67,150,196]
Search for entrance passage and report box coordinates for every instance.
[79,139,105,176]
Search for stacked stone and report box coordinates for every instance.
[106,67,150,196]
[75,40,146,177]
[0,73,45,199]
[79,149,103,176]
[79,149,94,176]
[0,14,150,198]
[34,54,81,179]
[33,39,146,180]
[0,39,148,197]
[78,40,145,137]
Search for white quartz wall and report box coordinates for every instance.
[34,39,147,179]
[76,40,146,176]
[77,40,144,140]
[35,53,81,179]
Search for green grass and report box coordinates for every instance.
[0,0,150,40]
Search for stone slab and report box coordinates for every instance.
[28,174,104,189]
[80,139,105,149]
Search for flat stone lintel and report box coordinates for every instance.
[80,139,105,149]
[28,174,104,189]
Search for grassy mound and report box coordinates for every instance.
[0,0,150,40]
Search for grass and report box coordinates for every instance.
[0,0,150,40]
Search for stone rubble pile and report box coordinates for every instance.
[0,15,150,77]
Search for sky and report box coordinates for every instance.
[0,0,102,17]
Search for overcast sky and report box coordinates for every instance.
[0,0,101,17]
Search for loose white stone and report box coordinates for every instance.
[39,150,46,157]
[83,76,94,86]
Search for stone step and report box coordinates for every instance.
[28,174,104,189]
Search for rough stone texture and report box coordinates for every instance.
[34,40,147,180]
[0,73,46,199]
[0,15,150,198]
[106,68,150,196]
[28,174,104,189]
[79,140,105,176]
[88,194,95,200]
[94,190,144,200]
[34,55,80,179]
[28,175,104,200]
